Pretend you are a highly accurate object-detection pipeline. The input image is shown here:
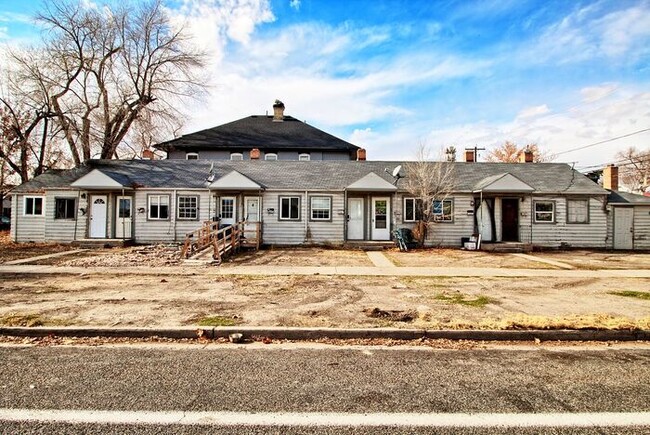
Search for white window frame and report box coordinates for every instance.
[279,196,301,221]
[298,153,311,161]
[310,196,331,221]
[148,194,170,220]
[185,152,199,160]
[265,153,278,161]
[177,195,199,220]
[24,196,45,216]
[567,198,589,224]
[432,198,453,222]
[230,153,243,161]
[403,197,416,222]
[534,200,555,223]
[220,197,235,220]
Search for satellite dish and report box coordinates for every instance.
[206,173,215,183]
[392,165,402,178]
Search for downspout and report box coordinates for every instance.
[479,190,483,239]
[121,187,125,241]
[172,189,178,242]
[304,189,308,244]
[529,192,533,245]
[343,188,348,242]
[73,190,81,241]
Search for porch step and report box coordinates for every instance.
[481,242,533,253]
[72,239,134,249]
[344,241,395,251]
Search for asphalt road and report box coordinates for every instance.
[0,343,649,434]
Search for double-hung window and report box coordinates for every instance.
[280,196,300,220]
[567,199,589,224]
[534,201,555,223]
[24,196,44,216]
[148,195,170,220]
[432,199,453,222]
[403,197,424,222]
[55,198,76,219]
[177,196,198,220]
[310,196,331,221]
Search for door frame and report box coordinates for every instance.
[115,195,133,239]
[89,194,108,239]
[613,206,634,250]
[347,197,364,240]
[371,196,390,241]
[219,196,237,226]
[501,197,519,242]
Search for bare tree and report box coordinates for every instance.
[403,145,457,245]
[486,141,554,163]
[615,146,650,193]
[8,0,205,166]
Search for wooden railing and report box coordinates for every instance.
[181,220,262,263]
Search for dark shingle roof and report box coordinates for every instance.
[12,160,607,195]
[607,190,650,204]
[154,116,360,153]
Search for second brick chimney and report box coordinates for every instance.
[356,148,366,161]
[603,164,619,191]
[519,147,534,163]
[250,148,261,160]
[272,100,285,122]
[464,149,475,162]
[142,149,155,160]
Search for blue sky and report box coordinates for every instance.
[1,0,650,169]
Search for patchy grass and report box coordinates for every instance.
[434,293,494,308]
[608,291,650,301]
[422,314,650,331]
[0,312,73,327]
[195,315,240,327]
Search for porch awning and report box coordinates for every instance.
[71,169,132,190]
[473,173,534,194]
[347,172,397,192]
[209,170,262,191]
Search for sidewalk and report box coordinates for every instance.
[2,264,650,278]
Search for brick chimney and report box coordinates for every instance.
[464,149,475,162]
[142,149,155,160]
[250,148,260,160]
[519,147,534,163]
[356,148,366,161]
[603,164,619,191]
[272,100,285,122]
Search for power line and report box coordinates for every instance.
[554,127,650,156]
[576,151,650,171]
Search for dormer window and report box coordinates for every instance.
[298,153,310,161]
[265,153,278,161]
[230,153,243,161]
[186,152,199,160]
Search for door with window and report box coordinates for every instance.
[347,198,364,240]
[244,197,260,235]
[220,197,236,226]
[371,197,390,240]
[90,195,107,238]
[115,196,133,239]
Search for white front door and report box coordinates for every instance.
[347,198,364,240]
[244,197,260,234]
[115,196,132,239]
[371,197,390,240]
[90,195,107,238]
[614,207,634,249]
[220,196,236,226]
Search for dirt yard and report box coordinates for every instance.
[385,248,553,269]
[529,250,650,270]
[0,231,78,263]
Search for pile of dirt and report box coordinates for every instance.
[364,307,418,322]
[62,244,182,267]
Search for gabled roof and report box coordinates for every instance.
[12,160,608,196]
[209,170,263,190]
[347,172,398,191]
[154,115,360,153]
[473,173,534,193]
[607,190,650,204]
[71,169,132,189]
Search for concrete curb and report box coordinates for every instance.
[1,326,649,342]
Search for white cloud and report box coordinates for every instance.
[0,26,8,40]
[516,104,551,119]
[580,83,618,103]
[290,0,301,11]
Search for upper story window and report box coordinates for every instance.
[24,196,44,216]
[265,153,278,161]
[298,153,310,161]
[230,153,243,161]
[185,152,199,160]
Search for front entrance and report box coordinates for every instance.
[244,197,260,233]
[89,195,108,238]
[347,198,364,240]
[115,196,132,239]
[501,198,519,242]
[220,196,236,226]
[613,207,634,249]
[371,197,390,240]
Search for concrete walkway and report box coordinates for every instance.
[365,251,396,268]
[3,249,87,266]
[2,264,650,278]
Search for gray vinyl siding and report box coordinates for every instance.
[134,191,176,243]
[262,191,308,245]
[633,206,650,249]
[10,194,17,241]
[167,150,231,160]
[45,190,86,241]
[306,193,345,244]
[530,196,608,248]
[13,194,46,242]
